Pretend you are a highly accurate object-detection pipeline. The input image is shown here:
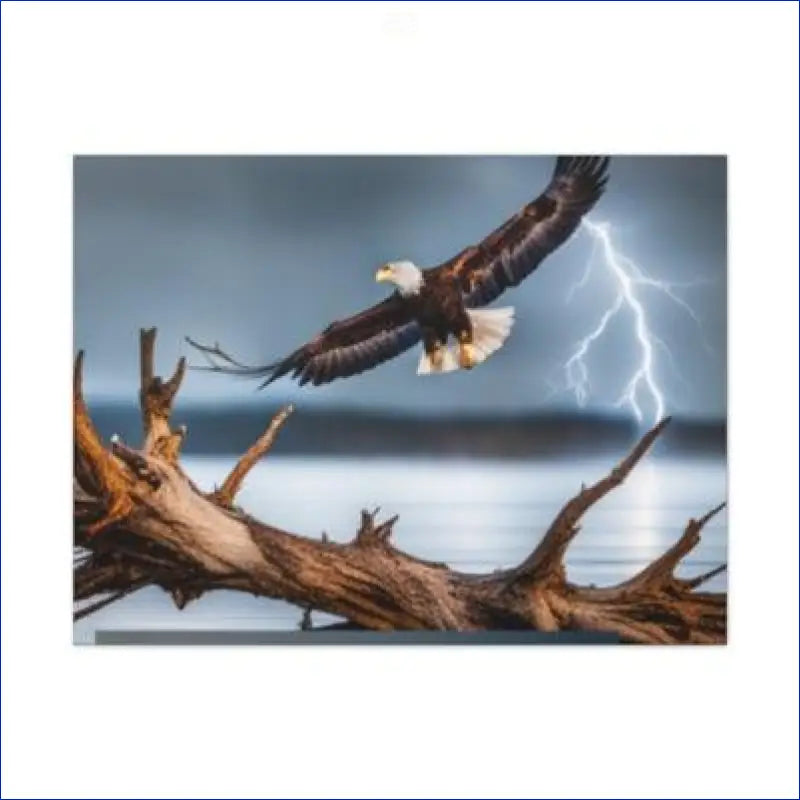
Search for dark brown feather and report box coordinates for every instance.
[429,155,610,306]
[265,293,420,387]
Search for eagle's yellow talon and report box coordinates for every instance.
[459,342,477,369]
[430,344,445,370]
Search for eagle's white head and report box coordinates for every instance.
[375,260,423,296]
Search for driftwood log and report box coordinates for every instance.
[74,329,727,643]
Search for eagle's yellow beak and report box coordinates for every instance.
[375,265,393,283]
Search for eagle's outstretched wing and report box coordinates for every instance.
[430,156,610,306]
[189,294,420,388]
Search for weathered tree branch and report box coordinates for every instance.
[184,335,263,375]
[73,330,727,643]
[74,351,134,537]
[683,563,727,590]
[510,416,671,584]
[619,502,727,594]
[212,404,293,507]
[354,508,398,546]
[139,327,187,461]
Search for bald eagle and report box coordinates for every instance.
[189,156,610,387]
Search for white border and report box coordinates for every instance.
[2,2,798,798]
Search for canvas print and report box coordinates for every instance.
[73,155,727,644]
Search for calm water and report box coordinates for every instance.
[74,455,727,643]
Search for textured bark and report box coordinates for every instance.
[74,329,727,643]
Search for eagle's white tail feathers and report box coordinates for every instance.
[467,306,515,364]
[416,306,515,376]
[417,344,460,375]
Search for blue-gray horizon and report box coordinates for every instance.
[74,155,726,420]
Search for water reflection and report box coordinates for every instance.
[74,454,727,642]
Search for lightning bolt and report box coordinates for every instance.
[560,218,710,426]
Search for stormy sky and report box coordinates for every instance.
[74,156,726,419]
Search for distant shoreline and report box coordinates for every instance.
[86,402,726,459]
